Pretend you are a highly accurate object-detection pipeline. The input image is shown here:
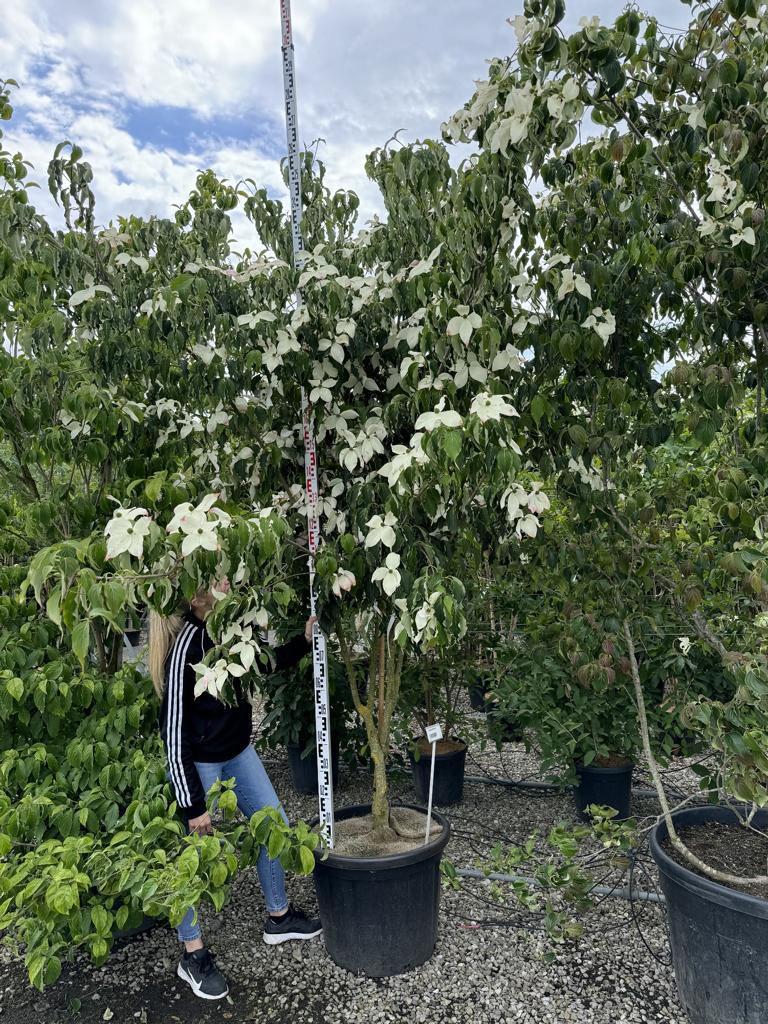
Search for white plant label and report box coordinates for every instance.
[426,723,444,744]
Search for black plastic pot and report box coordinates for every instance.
[469,682,488,711]
[409,741,467,806]
[650,806,768,1024]
[486,706,524,744]
[287,734,340,795]
[313,803,450,977]
[574,760,633,821]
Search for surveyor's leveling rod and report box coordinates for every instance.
[279,0,335,847]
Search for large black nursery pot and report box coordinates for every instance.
[286,733,341,795]
[650,805,768,1024]
[574,759,633,821]
[409,739,467,806]
[313,803,450,977]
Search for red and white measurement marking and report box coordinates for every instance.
[280,0,335,847]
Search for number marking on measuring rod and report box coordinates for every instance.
[280,0,335,847]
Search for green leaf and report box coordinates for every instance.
[530,395,547,427]
[23,546,60,604]
[46,586,62,628]
[7,677,23,702]
[719,58,739,85]
[211,863,228,887]
[72,620,90,668]
[441,430,462,461]
[298,844,316,875]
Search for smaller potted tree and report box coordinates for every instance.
[498,611,642,819]
[401,650,475,806]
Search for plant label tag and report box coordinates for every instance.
[426,724,443,744]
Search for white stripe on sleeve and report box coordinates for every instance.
[167,622,197,807]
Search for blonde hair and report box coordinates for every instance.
[148,610,186,697]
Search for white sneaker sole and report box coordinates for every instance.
[263,927,322,946]
[177,962,230,1000]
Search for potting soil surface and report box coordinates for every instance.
[0,700,705,1024]
[662,821,768,897]
[331,806,443,858]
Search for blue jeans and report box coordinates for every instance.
[176,745,289,942]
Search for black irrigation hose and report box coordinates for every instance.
[627,843,674,968]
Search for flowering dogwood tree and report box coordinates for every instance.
[7,0,768,858]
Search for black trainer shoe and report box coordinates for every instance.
[263,903,322,945]
[177,948,230,1000]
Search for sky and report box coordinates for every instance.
[1,0,679,246]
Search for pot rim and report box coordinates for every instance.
[575,758,634,775]
[649,804,768,918]
[312,802,451,872]
[410,738,468,759]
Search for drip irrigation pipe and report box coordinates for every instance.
[453,867,666,905]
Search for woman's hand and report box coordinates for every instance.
[304,616,317,643]
[187,811,213,835]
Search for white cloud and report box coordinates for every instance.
[2,0,676,235]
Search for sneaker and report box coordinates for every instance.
[177,948,230,1000]
[263,903,322,945]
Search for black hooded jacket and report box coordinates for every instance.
[159,610,309,819]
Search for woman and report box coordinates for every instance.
[149,583,321,1001]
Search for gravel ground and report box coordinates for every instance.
[0,712,697,1024]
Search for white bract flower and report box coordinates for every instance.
[501,484,528,521]
[115,252,149,272]
[309,374,337,405]
[332,569,357,598]
[365,512,398,549]
[527,483,550,515]
[408,244,442,279]
[453,354,488,388]
[492,345,525,372]
[681,103,706,130]
[582,307,616,343]
[698,217,718,238]
[237,309,277,328]
[105,507,152,560]
[516,514,540,539]
[705,158,737,205]
[378,433,430,488]
[579,15,600,28]
[546,77,580,122]
[568,456,613,492]
[167,494,228,556]
[470,392,519,422]
[207,403,231,434]
[730,216,756,247]
[139,291,180,315]
[372,552,402,596]
[415,397,463,432]
[558,268,592,301]
[491,82,535,154]
[193,659,230,699]
[60,410,91,439]
[678,636,692,656]
[192,342,219,365]
[447,305,483,344]
[69,275,114,309]
[230,637,259,672]
[414,591,442,643]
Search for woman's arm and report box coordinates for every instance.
[159,626,207,820]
